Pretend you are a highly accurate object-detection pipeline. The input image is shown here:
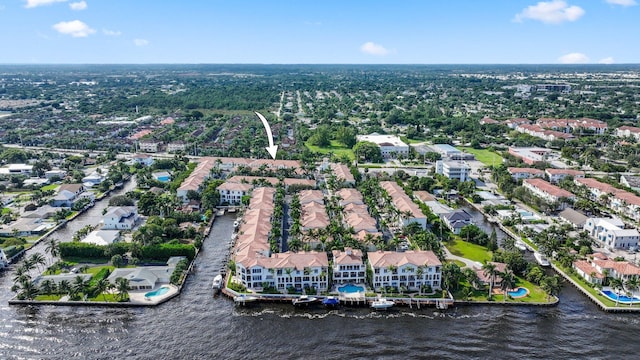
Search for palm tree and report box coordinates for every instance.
[500,270,516,302]
[45,238,60,262]
[28,253,46,273]
[73,275,88,299]
[482,262,498,299]
[609,278,624,307]
[58,280,71,296]
[624,278,639,307]
[115,277,130,302]
[416,266,425,294]
[96,278,110,302]
[39,279,56,295]
[12,266,31,286]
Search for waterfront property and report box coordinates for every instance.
[379,181,427,229]
[573,253,640,285]
[441,209,473,234]
[436,160,471,182]
[368,250,442,292]
[108,257,186,291]
[522,178,575,209]
[102,206,139,230]
[584,217,639,251]
[332,248,366,285]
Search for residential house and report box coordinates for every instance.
[558,208,588,229]
[441,210,473,234]
[216,182,252,205]
[368,250,442,291]
[132,153,155,167]
[167,141,187,153]
[616,125,640,141]
[574,253,640,285]
[584,217,639,250]
[138,140,161,153]
[82,229,121,246]
[330,163,356,187]
[332,248,366,285]
[102,206,139,230]
[380,181,427,230]
[107,257,183,290]
[44,169,67,180]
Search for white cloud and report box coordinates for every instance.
[558,52,590,64]
[605,0,637,6]
[360,42,390,56]
[514,1,585,24]
[133,38,149,46]
[52,20,95,37]
[25,0,67,8]
[599,57,615,64]
[103,28,122,36]
[69,1,87,10]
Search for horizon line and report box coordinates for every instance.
[1,63,640,66]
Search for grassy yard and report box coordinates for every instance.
[453,277,552,303]
[40,184,59,192]
[457,147,503,167]
[446,238,493,263]
[304,139,355,160]
[34,294,63,301]
[88,293,121,302]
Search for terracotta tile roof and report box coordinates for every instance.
[368,250,441,268]
[332,248,364,265]
[524,178,575,198]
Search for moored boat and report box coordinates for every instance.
[534,251,550,267]
[212,274,223,290]
[322,296,340,308]
[234,294,259,305]
[371,298,395,310]
[515,241,528,251]
[292,295,318,306]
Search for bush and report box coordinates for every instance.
[170,259,189,285]
[140,243,196,261]
[60,242,107,259]
[228,282,246,292]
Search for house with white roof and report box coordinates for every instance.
[584,217,639,251]
[102,206,139,230]
[368,250,442,291]
[436,160,470,182]
[82,229,121,246]
[332,248,366,285]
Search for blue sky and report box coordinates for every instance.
[1,0,639,64]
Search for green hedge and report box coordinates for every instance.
[3,245,24,258]
[140,243,196,261]
[170,259,189,285]
[86,268,111,298]
[60,242,107,259]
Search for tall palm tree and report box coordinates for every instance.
[73,275,88,299]
[58,280,71,296]
[12,266,31,286]
[28,253,46,273]
[482,262,498,299]
[39,279,56,295]
[610,277,624,307]
[624,277,639,307]
[500,270,516,302]
[95,278,110,302]
[115,277,130,302]
[45,238,60,262]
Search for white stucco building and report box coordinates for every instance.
[356,134,409,159]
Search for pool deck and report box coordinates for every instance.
[129,284,180,305]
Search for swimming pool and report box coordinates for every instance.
[602,289,640,303]
[145,286,170,298]
[337,284,365,293]
[156,176,170,182]
[508,287,529,298]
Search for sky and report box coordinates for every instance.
[0,0,639,64]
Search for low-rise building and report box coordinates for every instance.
[380,181,427,229]
[441,209,473,234]
[332,248,366,285]
[436,160,470,182]
[167,141,187,153]
[545,168,585,183]
[82,229,121,246]
[217,182,252,205]
[616,125,640,141]
[138,140,161,153]
[508,147,551,165]
[574,253,640,284]
[368,250,442,291]
[508,167,545,181]
[102,206,139,230]
[330,163,356,186]
[356,134,409,159]
[584,217,639,251]
[132,153,155,167]
[523,178,575,209]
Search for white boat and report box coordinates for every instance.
[371,298,395,310]
[216,209,225,216]
[515,241,528,251]
[292,295,318,306]
[233,220,240,228]
[234,294,258,305]
[212,274,223,290]
[534,251,550,267]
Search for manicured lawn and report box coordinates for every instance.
[41,184,59,192]
[447,238,492,263]
[1,208,12,215]
[34,294,63,301]
[453,278,553,303]
[446,259,467,268]
[88,293,122,302]
[556,264,640,308]
[305,139,355,160]
[457,147,504,167]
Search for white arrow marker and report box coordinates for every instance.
[255,111,278,160]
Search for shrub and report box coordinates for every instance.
[170,259,189,285]
[59,242,107,259]
[140,243,196,261]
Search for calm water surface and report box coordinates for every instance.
[2,213,640,359]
